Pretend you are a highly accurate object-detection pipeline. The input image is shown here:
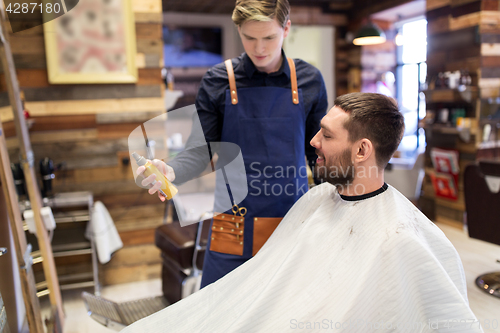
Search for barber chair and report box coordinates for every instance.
[82,291,168,331]
[384,152,425,202]
[464,160,500,298]
[155,195,211,304]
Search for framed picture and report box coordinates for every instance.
[43,0,137,84]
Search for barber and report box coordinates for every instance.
[140,0,328,288]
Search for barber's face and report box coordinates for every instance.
[238,18,290,74]
[310,106,355,187]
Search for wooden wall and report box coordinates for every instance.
[1,0,166,285]
[421,0,500,227]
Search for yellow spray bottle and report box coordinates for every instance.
[132,152,178,200]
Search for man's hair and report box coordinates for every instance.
[334,92,405,169]
[232,0,290,28]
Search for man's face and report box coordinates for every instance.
[310,106,355,187]
[238,18,290,74]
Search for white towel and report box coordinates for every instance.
[85,201,123,264]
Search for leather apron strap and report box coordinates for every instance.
[287,57,299,105]
[225,59,238,105]
[224,57,299,105]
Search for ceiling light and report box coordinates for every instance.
[353,22,386,46]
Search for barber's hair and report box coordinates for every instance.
[334,92,405,168]
[232,0,290,28]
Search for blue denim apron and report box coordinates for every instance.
[201,58,308,287]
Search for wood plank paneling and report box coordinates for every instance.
[427,27,479,52]
[120,228,156,247]
[428,16,451,34]
[134,12,162,24]
[9,35,44,55]
[445,57,481,72]
[0,97,165,121]
[451,0,481,17]
[480,66,500,78]
[138,68,163,85]
[482,0,500,11]
[427,6,451,20]
[482,56,500,67]
[1,115,97,136]
[1,69,164,89]
[95,191,161,209]
[52,179,141,196]
[136,39,162,55]
[12,54,46,69]
[97,123,143,139]
[2,0,166,287]
[481,43,500,55]
[6,129,98,149]
[31,139,129,158]
[96,111,164,124]
[135,24,163,40]
[53,165,132,185]
[109,204,165,225]
[0,69,47,90]
[451,0,480,7]
[427,0,451,11]
[26,85,162,102]
[101,263,161,285]
[132,0,162,13]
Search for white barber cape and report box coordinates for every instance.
[122,183,482,333]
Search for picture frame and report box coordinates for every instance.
[43,0,137,84]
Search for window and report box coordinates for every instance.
[395,18,427,159]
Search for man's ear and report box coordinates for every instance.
[283,20,291,38]
[353,138,374,163]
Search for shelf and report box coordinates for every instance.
[23,191,100,296]
[423,87,478,103]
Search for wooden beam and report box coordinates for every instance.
[0,97,165,122]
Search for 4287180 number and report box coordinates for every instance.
[6,2,62,14]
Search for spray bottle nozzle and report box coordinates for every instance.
[131,152,146,166]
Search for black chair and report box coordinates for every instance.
[464,160,500,298]
[155,215,210,304]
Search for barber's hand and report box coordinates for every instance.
[136,159,176,201]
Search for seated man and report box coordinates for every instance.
[122,93,482,333]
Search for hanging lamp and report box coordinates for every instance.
[353,22,386,45]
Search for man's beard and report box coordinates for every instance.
[315,148,355,188]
